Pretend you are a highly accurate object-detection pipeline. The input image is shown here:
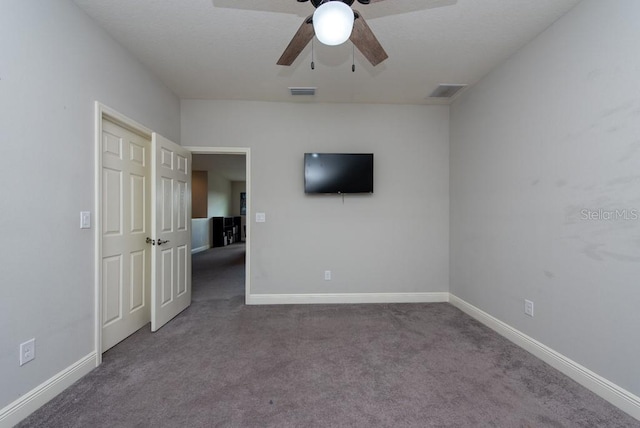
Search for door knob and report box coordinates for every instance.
[146,237,155,246]
[157,239,170,246]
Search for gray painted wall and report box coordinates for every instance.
[207,172,232,217]
[182,100,450,295]
[0,0,180,408]
[450,0,640,396]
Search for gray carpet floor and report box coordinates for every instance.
[18,243,639,427]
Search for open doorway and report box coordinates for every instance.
[187,147,251,303]
[94,122,251,363]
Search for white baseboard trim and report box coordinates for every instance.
[449,294,640,421]
[246,292,449,305]
[191,245,210,254]
[0,352,97,427]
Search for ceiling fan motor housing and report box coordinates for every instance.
[306,0,365,8]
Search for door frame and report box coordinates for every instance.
[94,108,252,365]
[184,147,251,301]
[94,102,153,366]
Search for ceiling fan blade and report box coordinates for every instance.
[350,10,388,66]
[277,15,315,66]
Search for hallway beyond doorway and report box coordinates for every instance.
[192,243,246,304]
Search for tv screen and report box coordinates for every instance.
[304,153,374,194]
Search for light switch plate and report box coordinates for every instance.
[256,212,266,223]
[80,211,91,229]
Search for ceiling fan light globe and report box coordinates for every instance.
[313,2,354,46]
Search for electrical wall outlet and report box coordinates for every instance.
[20,338,35,366]
[324,270,331,281]
[524,299,534,317]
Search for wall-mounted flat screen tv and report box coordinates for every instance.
[304,153,374,194]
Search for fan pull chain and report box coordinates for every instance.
[352,43,355,72]
[311,39,315,70]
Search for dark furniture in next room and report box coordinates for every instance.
[212,216,241,247]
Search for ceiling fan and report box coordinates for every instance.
[277,0,389,67]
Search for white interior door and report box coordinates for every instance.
[101,119,151,351]
[151,133,192,331]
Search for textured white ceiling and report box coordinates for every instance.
[72,0,581,104]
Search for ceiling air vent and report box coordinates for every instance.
[289,87,316,96]
[428,84,467,99]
